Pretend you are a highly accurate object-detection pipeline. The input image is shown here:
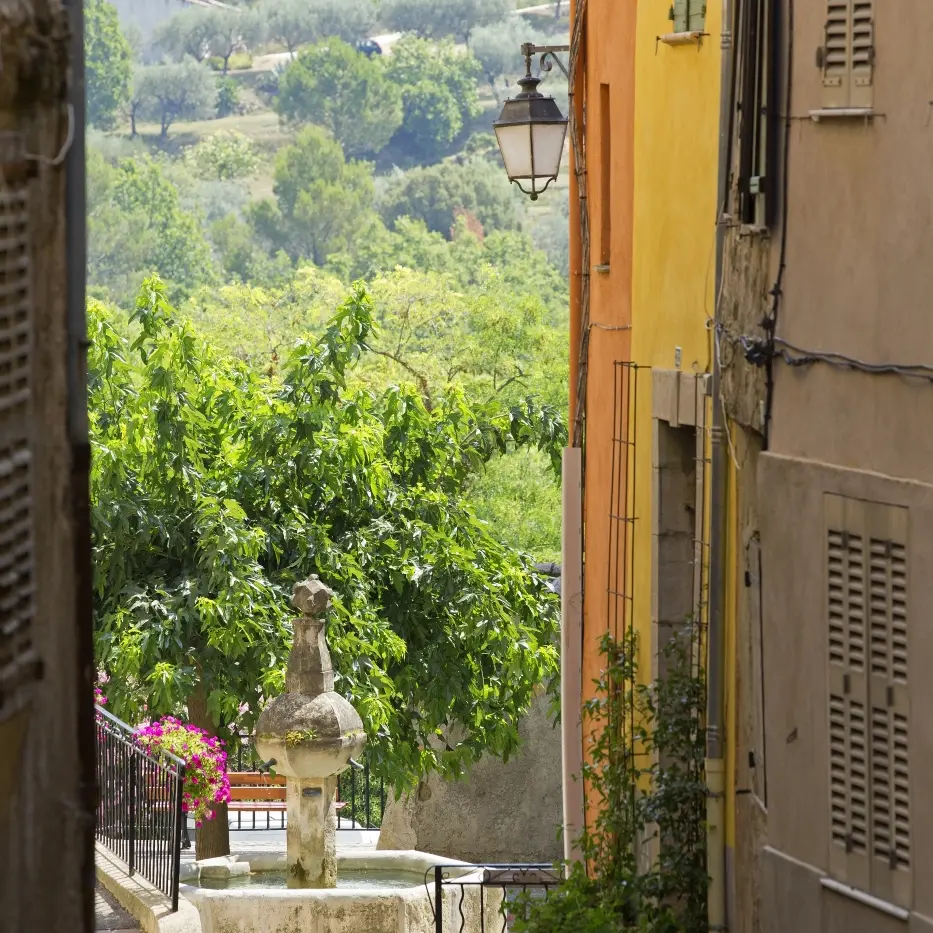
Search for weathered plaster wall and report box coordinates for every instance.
[377,693,562,863]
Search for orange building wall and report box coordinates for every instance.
[569,0,637,832]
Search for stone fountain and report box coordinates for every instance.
[178,575,504,933]
[254,576,366,888]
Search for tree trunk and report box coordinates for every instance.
[187,682,231,860]
[130,108,136,139]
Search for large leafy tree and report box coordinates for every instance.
[91,279,563,858]
[85,0,132,130]
[276,40,403,158]
[248,126,375,265]
[386,36,481,162]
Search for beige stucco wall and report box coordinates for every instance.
[377,693,562,864]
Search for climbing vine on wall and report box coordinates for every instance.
[512,627,708,933]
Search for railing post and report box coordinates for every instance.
[172,763,185,912]
[434,865,443,933]
[128,754,137,876]
[364,761,371,829]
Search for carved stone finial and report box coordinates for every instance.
[292,576,333,618]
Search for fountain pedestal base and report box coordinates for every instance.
[286,776,338,888]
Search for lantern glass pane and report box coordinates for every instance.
[495,123,533,179]
[531,122,568,180]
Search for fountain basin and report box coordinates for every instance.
[181,850,503,933]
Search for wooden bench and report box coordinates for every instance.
[228,772,347,830]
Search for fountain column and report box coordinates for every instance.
[255,577,366,888]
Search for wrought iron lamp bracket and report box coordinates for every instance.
[521,42,571,83]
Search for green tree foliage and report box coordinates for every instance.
[276,40,403,158]
[85,0,133,130]
[379,158,520,239]
[92,277,563,821]
[259,0,376,56]
[469,448,561,563]
[385,36,481,162]
[248,126,375,265]
[382,0,511,43]
[137,59,217,137]
[152,6,214,62]
[183,131,259,181]
[87,151,216,303]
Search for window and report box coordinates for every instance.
[736,0,777,226]
[819,0,875,109]
[599,84,611,267]
[670,0,706,33]
[825,495,911,910]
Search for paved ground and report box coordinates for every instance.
[94,881,140,933]
[180,827,380,863]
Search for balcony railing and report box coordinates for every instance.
[95,705,185,911]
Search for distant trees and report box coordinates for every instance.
[379,158,520,239]
[87,151,216,302]
[258,0,376,57]
[85,0,132,129]
[152,6,214,62]
[154,5,264,72]
[249,126,375,265]
[382,0,512,44]
[184,132,259,181]
[386,36,482,162]
[276,40,402,158]
[471,19,531,101]
[137,60,217,137]
[207,8,264,75]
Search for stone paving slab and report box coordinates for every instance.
[95,881,140,932]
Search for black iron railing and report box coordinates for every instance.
[95,705,186,911]
[337,757,386,830]
[230,733,385,831]
[429,864,563,933]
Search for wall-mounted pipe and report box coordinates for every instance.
[708,0,735,929]
[560,446,584,865]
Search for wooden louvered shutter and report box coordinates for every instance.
[826,495,870,890]
[0,169,38,725]
[849,1,875,109]
[821,1,875,109]
[865,504,911,908]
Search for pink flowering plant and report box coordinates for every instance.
[135,717,231,826]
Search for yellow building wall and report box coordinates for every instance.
[626,0,730,844]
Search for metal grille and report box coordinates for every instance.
[607,362,641,644]
[829,694,868,855]
[827,530,865,672]
[0,181,36,722]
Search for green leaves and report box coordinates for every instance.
[92,279,561,793]
[85,0,133,130]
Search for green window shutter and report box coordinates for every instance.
[671,0,688,32]
[687,0,707,32]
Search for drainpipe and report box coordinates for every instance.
[708,0,734,930]
[560,447,584,865]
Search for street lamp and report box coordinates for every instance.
[493,43,570,201]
